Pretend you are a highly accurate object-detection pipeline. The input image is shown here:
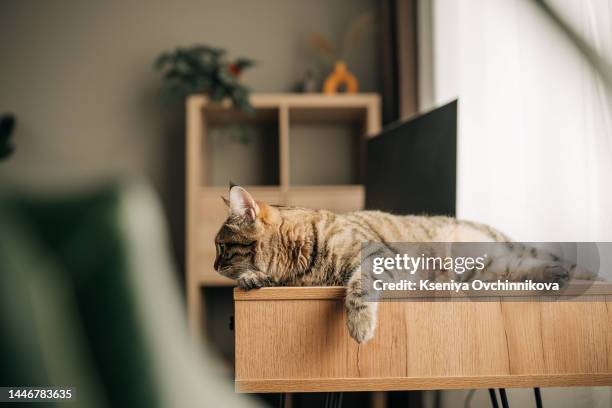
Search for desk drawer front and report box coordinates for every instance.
[234,288,612,392]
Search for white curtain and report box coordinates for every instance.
[424,0,612,242]
[424,2,612,404]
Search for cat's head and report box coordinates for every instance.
[213,185,284,279]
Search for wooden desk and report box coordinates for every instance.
[234,284,612,393]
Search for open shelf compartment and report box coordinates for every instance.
[203,105,280,187]
[288,106,366,186]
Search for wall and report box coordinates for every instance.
[0,0,380,273]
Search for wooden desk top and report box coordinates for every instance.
[234,281,612,300]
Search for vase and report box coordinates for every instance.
[323,61,359,95]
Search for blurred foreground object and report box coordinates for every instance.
[154,45,255,112]
[0,114,16,160]
[0,182,258,407]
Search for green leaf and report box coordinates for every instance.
[234,57,255,70]
[211,86,226,102]
[0,114,15,161]
[0,144,13,160]
[153,53,170,70]
[0,115,15,141]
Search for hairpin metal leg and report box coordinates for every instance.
[499,388,509,408]
[488,389,499,408]
[534,388,543,408]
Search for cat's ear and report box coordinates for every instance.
[221,196,230,208]
[229,186,259,221]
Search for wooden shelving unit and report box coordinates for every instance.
[186,93,381,337]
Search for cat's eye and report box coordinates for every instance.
[216,243,225,256]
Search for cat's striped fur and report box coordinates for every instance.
[214,186,593,343]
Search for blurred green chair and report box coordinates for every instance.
[0,182,256,407]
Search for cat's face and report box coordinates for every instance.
[214,186,278,279]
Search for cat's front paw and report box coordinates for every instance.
[347,305,376,344]
[237,271,273,290]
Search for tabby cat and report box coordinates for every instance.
[214,185,592,343]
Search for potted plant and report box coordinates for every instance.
[154,45,255,111]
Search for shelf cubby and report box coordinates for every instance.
[203,106,280,187]
[288,120,361,186]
